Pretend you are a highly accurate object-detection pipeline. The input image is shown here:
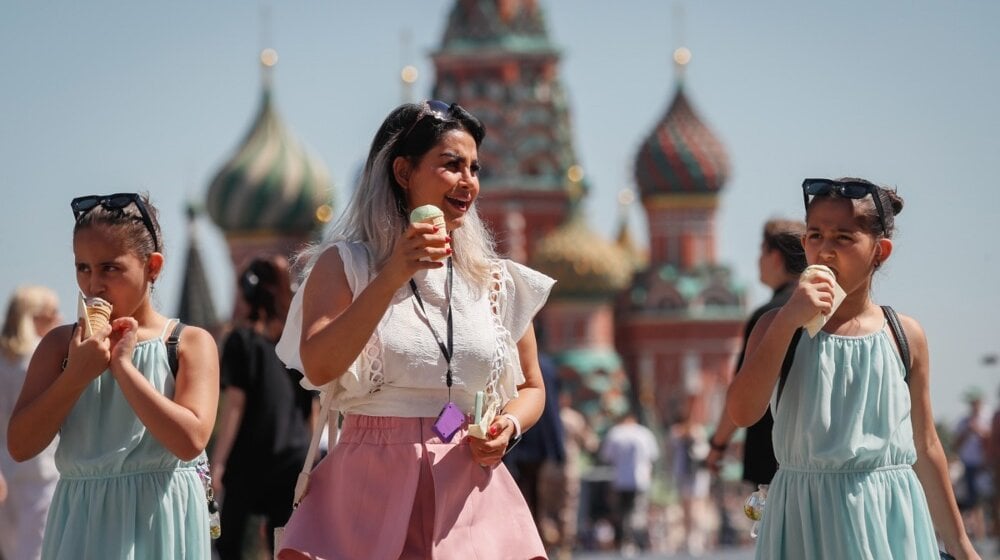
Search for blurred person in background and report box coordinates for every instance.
[954,387,990,542]
[671,404,711,555]
[706,219,806,487]
[0,285,61,560]
[210,256,315,559]
[600,411,659,555]
[989,384,1000,550]
[551,391,599,559]
[503,351,566,551]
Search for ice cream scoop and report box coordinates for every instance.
[77,291,112,338]
[800,265,846,337]
[409,204,450,261]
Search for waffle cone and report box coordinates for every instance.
[85,299,113,333]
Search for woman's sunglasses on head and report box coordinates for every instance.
[801,178,888,236]
[71,193,160,252]
[399,99,455,143]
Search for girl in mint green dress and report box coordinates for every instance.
[8,193,220,559]
[727,178,978,559]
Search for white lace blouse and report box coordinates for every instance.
[276,241,554,418]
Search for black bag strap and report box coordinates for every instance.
[166,321,186,378]
[881,305,911,384]
[774,328,804,409]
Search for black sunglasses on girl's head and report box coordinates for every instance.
[801,178,888,236]
[399,99,454,143]
[70,193,160,252]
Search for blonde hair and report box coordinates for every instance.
[0,285,59,361]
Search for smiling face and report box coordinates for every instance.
[803,197,891,295]
[73,225,162,320]
[394,129,480,232]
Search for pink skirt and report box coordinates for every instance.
[276,415,547,560]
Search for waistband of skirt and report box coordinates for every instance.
[777,463,912,475]
[340,414,477,445]
[58,465,197,481]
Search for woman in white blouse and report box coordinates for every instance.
[275,101,554,560]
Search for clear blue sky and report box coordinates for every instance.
[1,1,997,424]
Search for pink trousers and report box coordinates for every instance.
[277,415,547,560]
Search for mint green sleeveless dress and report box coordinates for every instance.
[42,323,211,559]
[755,325,940,559]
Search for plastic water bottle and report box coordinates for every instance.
[743,484,768,539]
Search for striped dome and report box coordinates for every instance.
[634,85,730,197]
[206,88,332,235]
[531,213,633,300]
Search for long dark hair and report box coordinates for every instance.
[238,255,292,322]
[72,192,163,259]
[298,101,497,288]
[763,219,807,275]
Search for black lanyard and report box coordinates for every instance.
[408,257,454,399]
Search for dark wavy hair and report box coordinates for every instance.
[762,219,807,275]
[72,192,163,259]
[238,255,292,322]
[298,101,497,289]
[805,177,905,239]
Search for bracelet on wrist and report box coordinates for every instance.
[708,436,727,452]
[501,413,522,455]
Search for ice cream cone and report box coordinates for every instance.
[85,297,113,335]
[800,265,846,337]
[409,204,450,261]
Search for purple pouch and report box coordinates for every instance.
[432,401,465,442]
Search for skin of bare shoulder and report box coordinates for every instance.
[299,221,446,388]
[299,245,353,385]
[897,313,937,456]
[172,324,220,454]
[8,322,107,461]
[725,307,793,427]
[896,312,978,557]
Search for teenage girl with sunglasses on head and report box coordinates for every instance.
[7,193,220,559]
[727,178,979,559]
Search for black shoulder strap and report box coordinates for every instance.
[881,305,911,384]
[775,328,804,409]
[166,321,186,378]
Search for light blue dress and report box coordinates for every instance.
[755,325,939,559]
[42,323,210,559]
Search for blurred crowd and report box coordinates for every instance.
[494,380,1000,559]
[2,277,996,560]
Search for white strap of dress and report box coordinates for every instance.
[159,318,177,340]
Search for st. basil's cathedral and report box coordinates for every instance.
[179,0,747,438]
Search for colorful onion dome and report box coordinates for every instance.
[206,53,332,236]
[634,84,730,198]
[531,212,633,300]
